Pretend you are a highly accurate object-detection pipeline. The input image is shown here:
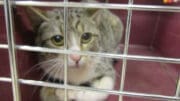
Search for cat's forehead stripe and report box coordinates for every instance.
[75,20,80,30]
[59,24,64,35]
[39,8,99,42]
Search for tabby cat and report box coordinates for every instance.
[26,0,123,101]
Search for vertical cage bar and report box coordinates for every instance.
[3,0,21,101]
[119,0,133,101]
[175,76,180,97]
[63,0,68,101]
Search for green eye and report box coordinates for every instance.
[51,35,64,46]
[81,32,92,44]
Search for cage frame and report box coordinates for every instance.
[0,0,180,101]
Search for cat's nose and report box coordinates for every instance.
[70,54,81,63]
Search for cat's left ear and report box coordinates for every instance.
[26,6,49,30]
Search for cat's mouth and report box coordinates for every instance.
[75,62,80,68]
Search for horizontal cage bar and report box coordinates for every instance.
[0,44,180,64]
[0,1,180,12]
[0,1,180,101]
[0,77,179,101]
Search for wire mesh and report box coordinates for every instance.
[0,0,180,101]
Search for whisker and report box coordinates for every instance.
[44,60,64,82]
[30,63,58,97]
[40,63,60,81]
[30,59,63,98]
[24,58,60,76]
[30,85,41,99]
[49,63,61,82]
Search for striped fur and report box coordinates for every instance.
[27,3,123,101]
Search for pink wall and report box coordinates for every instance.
[154,12,180,58]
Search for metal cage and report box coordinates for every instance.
[0,0,180,101]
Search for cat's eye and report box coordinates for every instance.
[51,35,64,46]
[81,32,92,44]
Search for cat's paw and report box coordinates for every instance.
[92,76,114,89]
[55,88,104,101]
[74,76,114,101]
[55,76,114,101]
[75,90,106,101]
[40,87,58,101]
[55,88,65,101]
[55,89,77,101]
[68,90,77,101]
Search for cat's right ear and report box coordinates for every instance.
[26,6,49,30]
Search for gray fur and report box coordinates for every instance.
[27,1,123,100]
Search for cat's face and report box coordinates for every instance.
[27,7,106,82]
[34,9,101,72]
[27,7,123,83]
